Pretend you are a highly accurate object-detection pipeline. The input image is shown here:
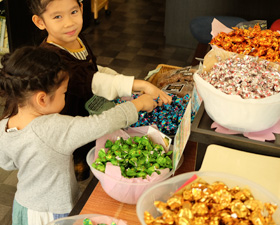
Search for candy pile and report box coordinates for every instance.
[210,24,280,63]
[91,136,173,179]
[114,93,192,135]
[200,54,280,99]
[83,218,117,225]
[144,178,277,225]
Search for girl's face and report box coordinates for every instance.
[34,0,83,48]
[46,77,69,114]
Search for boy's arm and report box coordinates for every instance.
[92,72,172,104]
[92,72,134,100]
[97,65,119,75]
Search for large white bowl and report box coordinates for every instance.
[86,148,174,205]
[194,71,280,132]
[136,171,280,225]
[46,214,127,225]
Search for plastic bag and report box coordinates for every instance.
[235,20,267,30]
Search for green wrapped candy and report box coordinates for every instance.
[137,171,147,178]
[91,135,173,179]
[105,153,113,161]
[110,158,119,166]
[96,164,105,172]
[133,136,141,143]
[83,218,93,225]
[125,137,133,145]
[105,140,113,148]
[129,157,137,167]
[126,168,137,177]
[111,144,120,151]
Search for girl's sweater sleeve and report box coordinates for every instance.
[34,101,138,154]
[92,72,134,100]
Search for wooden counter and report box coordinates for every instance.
[80,182,142,224]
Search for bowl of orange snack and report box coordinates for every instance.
[210,23,280,63]
[136,171,280,225]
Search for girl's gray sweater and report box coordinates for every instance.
[0,101,137,213]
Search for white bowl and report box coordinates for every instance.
[46,214,127,225]
[194,71,280,132]
[86,148,174,205]
[136,171,280,225]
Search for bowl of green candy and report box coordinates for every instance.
[86,127,174,204]
[46,214,127,225]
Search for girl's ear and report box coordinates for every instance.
[32,15,46,30]
[35,91,48,107]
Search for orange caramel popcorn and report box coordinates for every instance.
[144,179,278,225]
[210,24,280,63]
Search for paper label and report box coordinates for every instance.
[147,126,172,151]
[173,101,192,172]
[162,83,185,94]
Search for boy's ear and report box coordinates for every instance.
[80,2,83,14]
[32,15,46,30]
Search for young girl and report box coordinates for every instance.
[29,0,172,180]
[0,46,158,225]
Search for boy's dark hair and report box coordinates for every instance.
[28,0,82,16]
[0,46,69,120]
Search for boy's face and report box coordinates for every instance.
[33,0,83,48]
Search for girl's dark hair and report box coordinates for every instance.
[28,0,82,16]
[0,46,69,120]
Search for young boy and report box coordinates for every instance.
[29,0,172,180]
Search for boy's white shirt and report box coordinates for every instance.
[92,68,135,100]
[97,65,119,75]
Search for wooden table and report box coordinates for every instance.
[69,141,197,224]
[80,182,140,224]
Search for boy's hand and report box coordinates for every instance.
[131,94,157,112]
[132,80,172,105]
[145,86,172,107]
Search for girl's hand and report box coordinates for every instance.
[132,80,172,106]
[131,94,157,112]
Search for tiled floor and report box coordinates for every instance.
[82,0,196,80]
[0,0,196,224]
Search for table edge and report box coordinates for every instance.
[69,176,99,216]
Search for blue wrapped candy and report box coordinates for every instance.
[114,93,191,135]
